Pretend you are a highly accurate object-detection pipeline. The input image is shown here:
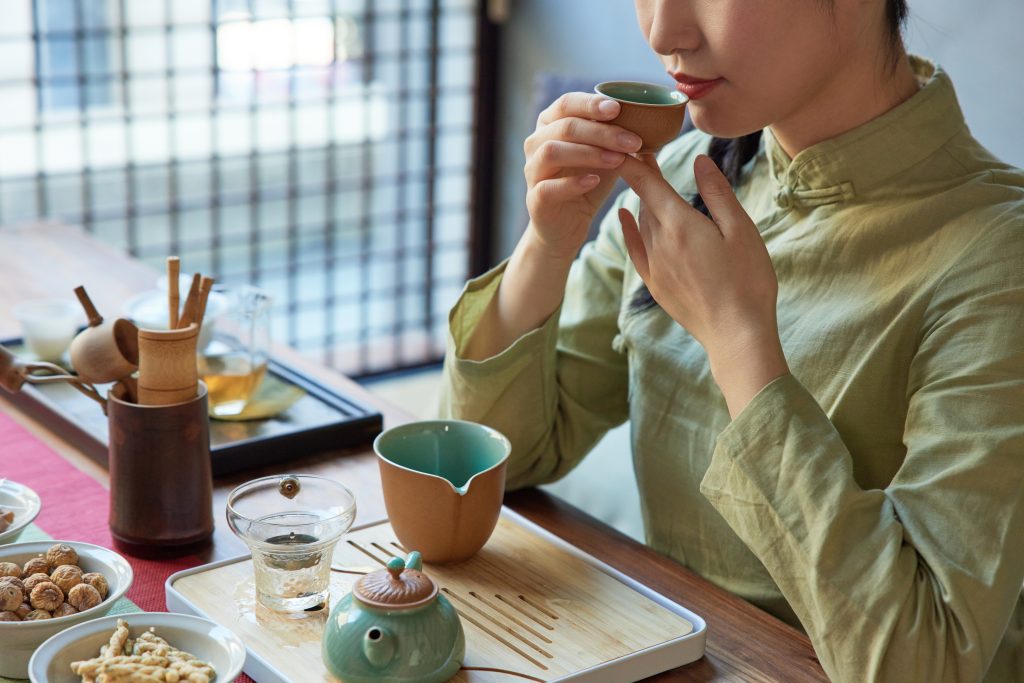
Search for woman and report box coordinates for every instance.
[440,1,1024,680]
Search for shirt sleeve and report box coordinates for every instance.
[700,220,1024,682]
[438,193,632,490]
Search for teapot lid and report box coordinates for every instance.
[355,553,437,610]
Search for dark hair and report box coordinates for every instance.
[629,0,910,313]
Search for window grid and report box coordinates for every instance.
[0,0,480,377]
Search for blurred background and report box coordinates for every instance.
[2,0,1021,539]
[0,0,490,378]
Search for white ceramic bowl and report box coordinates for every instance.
[0,541,133,679]
[0,479,42,545]
[121,288,228,352]
[29,612,246,683]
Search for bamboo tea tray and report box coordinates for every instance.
[166,508,707,682]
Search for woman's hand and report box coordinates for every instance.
[524,93,644,262]
[617,154,789,417]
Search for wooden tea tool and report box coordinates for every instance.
[177,274,214,330]
[178,273,201,329]
[168,256,181,329]
[69,285,140,385]
[136,323,200,406]
[0,344,106,409]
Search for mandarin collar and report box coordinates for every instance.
[763,57,966,209]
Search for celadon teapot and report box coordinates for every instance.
[322,551,465,683]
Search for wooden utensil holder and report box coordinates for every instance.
[107,380,214,554]
[137,323,199,406]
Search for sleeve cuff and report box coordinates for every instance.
[446,259,561,379]
[700,372,840,551]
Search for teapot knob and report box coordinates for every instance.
[278,476,301,499]
[385,552,422,580]
[386,557,405,580]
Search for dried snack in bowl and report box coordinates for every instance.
[81,572,108,599]
[0,581,23,611]
[67,583,101,611]
[2,545,112,621]
[50,565,84,594]
[23,556,49,577]
[46,544,78,568]
[23,573,51,593]
[71,618,218,683]
[0,509,14,532]
[29,581,63,612]
[22,609,51,620]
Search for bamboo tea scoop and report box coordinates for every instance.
[136,323,200,406]
[69,286,140,384]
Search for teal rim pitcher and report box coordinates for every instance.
[373,420,511,564]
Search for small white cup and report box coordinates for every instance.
[12,300,81,363]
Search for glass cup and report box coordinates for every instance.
[12,299,81,363]
[197,285,271,417]
[226,474,357,612]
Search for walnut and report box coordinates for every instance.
[0,610,18,622]
[29,581,64,611]
[0,562,21,579]
[0,575,24,592]
[82,572,109,599]
[46,544,78,568]
[15,602,31,619]
[67,583,102,611]
[52,602,78,617]
[0,509,13,532]
[23,573,51,592]
[22,609,51,620]
[23,556,50,577]
[50,564,83,593]
[0,582,23,611]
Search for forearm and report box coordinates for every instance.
[462,224,574,361]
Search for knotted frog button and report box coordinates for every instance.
[773,187,795,209]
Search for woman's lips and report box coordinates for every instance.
[670,73,723,101]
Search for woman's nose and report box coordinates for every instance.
[647,0,701,56]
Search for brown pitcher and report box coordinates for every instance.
[374,420,510,564]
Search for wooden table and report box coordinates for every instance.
[0,224,826,682]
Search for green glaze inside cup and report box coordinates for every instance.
[374,420,511,491]
[595,81,686,106]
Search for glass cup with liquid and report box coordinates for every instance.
[226,474,357,612]
[198,285,271,417]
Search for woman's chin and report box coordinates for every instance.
[688,105,764,140]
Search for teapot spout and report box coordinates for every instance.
[363,626,396,669]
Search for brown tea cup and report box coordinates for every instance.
[374,420,511,564]
[594,80,688,154]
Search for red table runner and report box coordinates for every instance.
[0,409,255,683]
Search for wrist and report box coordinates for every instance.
[521,221,583,268]
[708,329,789,419]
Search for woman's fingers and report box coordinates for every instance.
[619,208,650,282]
[617,155,692,223]
[525,140,626,183]
[693,155,747,237]
[527,175,602,214]
[537,92,619,126]
[525,117,642,158]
